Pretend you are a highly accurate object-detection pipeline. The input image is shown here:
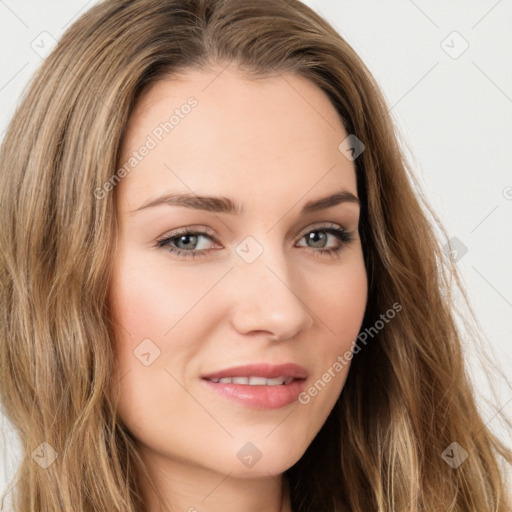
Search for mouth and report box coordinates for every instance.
[201,363,308,409]
[204,375,296,385]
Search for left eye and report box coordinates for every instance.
[155,224,354,259]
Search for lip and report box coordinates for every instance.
[201,363,308,410]
[201,363,308,380]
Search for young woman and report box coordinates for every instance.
[1,0,510,511]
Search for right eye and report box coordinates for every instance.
[155,228,218,259]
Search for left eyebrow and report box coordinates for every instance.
[130,189,360,215]
[301,190,360,214]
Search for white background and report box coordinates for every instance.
[1,0,511,502]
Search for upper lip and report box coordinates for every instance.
[202,363,308,380]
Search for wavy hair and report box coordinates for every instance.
[1,0,510,510]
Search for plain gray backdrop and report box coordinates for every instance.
[1,0,511,502]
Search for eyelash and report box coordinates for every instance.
[155,224,355,260]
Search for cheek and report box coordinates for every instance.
[107,244,229,409]
[299,250,367,404]
[107,252,208,442]
[109,254,199,335]
[309,249,368,350]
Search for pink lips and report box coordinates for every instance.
[201,363,308,410]
[202,363,308,380]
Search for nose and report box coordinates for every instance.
[228,245,314,341]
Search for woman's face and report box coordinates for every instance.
[108,66,367,479]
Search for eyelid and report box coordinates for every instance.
[296,221,346,237]
[157,225,217,239]
[156,222,349,245]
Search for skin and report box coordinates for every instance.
[108,64,368,512]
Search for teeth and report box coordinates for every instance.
[249,376,267,385]
[208,376,295,386]
[265,376,286,385]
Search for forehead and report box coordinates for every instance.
[116,67,357,212]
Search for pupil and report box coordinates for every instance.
[178,234,196,249]
[309,231,326,248]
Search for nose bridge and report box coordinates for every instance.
[228,233,314,339]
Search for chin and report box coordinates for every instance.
[215,438,308,478]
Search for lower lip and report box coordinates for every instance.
[201,378,306,409]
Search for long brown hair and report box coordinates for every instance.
[1,0,510,510]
